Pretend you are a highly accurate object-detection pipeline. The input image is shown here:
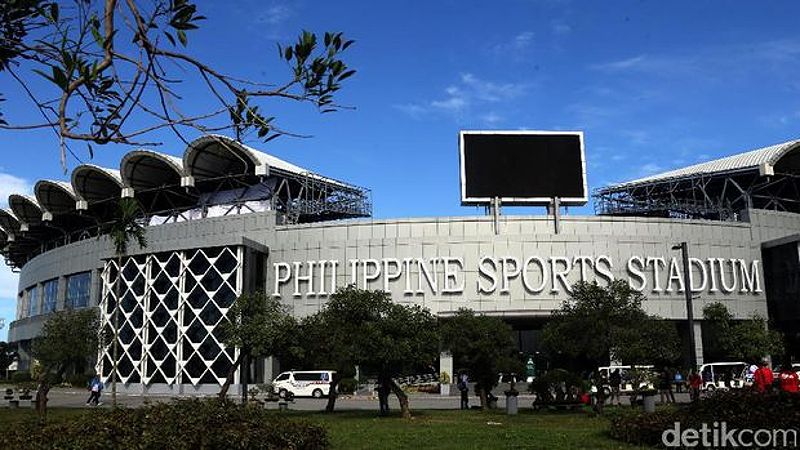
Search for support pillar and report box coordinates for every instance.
[263,356,280,384]
[439,351,457,395]
[692,322,704,367]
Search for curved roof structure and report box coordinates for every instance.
[121,150,184,190]
[609,140,800,189]
[184,135,268,180]
[71,164,123,203]
[0,209,20,234]
[8,195,42,226]
[0,134,371,269]
[35,180,76,215]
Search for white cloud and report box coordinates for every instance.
[551,21,571,35]
[637,163,663,177]
[489,31,536,58]
[0,171,30,311]
[480,112,504,126]
[255,3,292,25]
[396,73,530,121]
[0,172,31,208]
[590,39,800,81]
[0,268,18,300]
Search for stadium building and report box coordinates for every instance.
[4,133,800,394]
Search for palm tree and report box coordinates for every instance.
[106,197,147,408]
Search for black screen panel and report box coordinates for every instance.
[461,132,585,204]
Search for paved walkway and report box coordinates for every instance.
[4,387,693,411]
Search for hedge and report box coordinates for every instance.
[609,390,800,447]
[0,398,329,450]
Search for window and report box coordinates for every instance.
[27,285,40,317]
[17,292,27,320]
[43,279,58,313]
[275,373,290,381]
[66,272,91,308]
[294,372,327,381]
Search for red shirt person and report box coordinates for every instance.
[779,367,799,393]
[753,361,774,393]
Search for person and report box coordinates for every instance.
[376,375,390,415]
[609,369,622,406]
[86,373,103,406]
[753,359,774,393]
[457,372,469,410]
[658,368,673,404]
[779,364,799,393]
[688,370,703,402]
[673,370,684,393]
[746,362,758,384]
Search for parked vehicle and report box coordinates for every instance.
[597,365,656,393]
[272,370,335,398]
[698,362,747,391]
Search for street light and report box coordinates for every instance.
[672,242,697,369]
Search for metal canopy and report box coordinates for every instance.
[596,140,800,220]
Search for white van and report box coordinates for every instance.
[272,370,335,398]
[597,365,656,393]
[698,362,747,391]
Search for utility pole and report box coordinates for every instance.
[673,242,697,368]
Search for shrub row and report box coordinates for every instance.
[609,390,800,447]
[0,398,329,450]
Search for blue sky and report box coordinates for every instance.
[3,0,800,339]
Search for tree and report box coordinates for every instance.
[0,0,356,166]
[30,308,100,421]
[218,290,298,403]
[439,308,520,410]
[540,280,681,368]
[703,302,784,362]
[104,196,147,408]
[298,286,439,418]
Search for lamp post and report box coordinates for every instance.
[672,242,697,368]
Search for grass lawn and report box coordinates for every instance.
[0,406,644,449]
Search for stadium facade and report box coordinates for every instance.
[4,134,800,393]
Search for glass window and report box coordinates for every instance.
[42,279,58,313]
[66,272,91,308]
[17,292,27,320]
[27,285,40,317]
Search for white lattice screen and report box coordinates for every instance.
[99,246,242,387]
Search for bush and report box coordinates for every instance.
[610,390,800,446]
[0,398,329,450]
[338,377,358,394]
[11,371,31,383]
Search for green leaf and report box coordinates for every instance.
[49,3,59,23]
[338,69,356,81]
[177,30,187,46]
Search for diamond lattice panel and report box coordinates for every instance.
[99,246,242,388]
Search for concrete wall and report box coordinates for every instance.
[269,214,767,321]
[11,209,800,343]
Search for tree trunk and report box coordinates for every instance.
[479,386,488,410]
[219,352,244,400]
[241,353,249,404]
[35,376,50,424]
[389,378,412,419]
[325,372,341,413]
[35,366,64,424]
